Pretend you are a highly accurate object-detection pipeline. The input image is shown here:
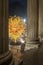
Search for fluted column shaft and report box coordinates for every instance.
[27,0,39,43]
[0,0,14,65]
[39,0,43,41]
[0,0,8,54]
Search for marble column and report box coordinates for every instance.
[0,0,14,65]
[27,0,39,44]
[38,0,43,42]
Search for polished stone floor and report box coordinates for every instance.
[9,43,39,65]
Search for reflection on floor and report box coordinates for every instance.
[9,43,39,65]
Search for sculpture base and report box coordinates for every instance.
[0,51,14,65]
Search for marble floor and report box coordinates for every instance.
[9,43,39,65]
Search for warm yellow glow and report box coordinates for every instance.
[8,16,26,42]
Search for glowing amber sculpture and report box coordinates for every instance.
[8,16,26,42]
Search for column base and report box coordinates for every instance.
[0,51,14,65]
[27,38,39,44]
[25,40,39,51]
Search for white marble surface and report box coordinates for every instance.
[24,44,39,51]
